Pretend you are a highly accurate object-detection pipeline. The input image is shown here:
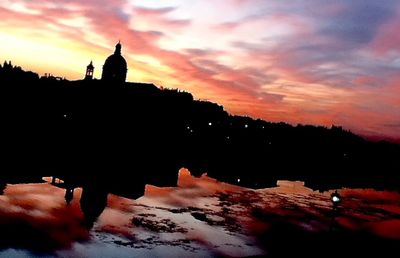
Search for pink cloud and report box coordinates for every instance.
[369,13,400,55]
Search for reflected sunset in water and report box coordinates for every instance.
[0,169,398,257]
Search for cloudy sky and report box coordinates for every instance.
[0,0,399,140]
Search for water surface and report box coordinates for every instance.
[0,170,399,257]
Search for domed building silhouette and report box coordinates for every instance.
[101,41,127,83]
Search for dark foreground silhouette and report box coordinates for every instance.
[0,63,399,192]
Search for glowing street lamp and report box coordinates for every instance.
[329,190,342,232]
[331,190,341,209]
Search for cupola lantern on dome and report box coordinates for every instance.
[115,40,121,54]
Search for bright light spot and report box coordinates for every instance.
[332,196,340,203]
[245,124,248,128]
[187,126,191,130]
[208,122,212,126]
[63,114,67,118]
[237,178,241,183]
[8,2,41,15]
[131,54,172,72]
[57,16,89,28]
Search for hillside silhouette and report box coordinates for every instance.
[0,62,399,191]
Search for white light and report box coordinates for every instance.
[63,114,67,118]
[245,124,248,128]
[237,178,241,183]
[187,126,191,130]
[226,136,230,140]
[208,122,212,126]
[332,196,340,203]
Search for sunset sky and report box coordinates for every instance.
[0,0,399,140]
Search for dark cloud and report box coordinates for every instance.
[134,6,176,16]
[231,0,400,90]
[184,48,224,57]
[258,92,285,103]
[317,1,397,46]
[232,41,267,52]
[384,123,400,128]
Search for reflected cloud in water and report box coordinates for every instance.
[0,183,88,253]
[0,169,398,257]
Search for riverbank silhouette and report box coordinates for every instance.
[0,62,399,192]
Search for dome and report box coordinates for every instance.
[103,54,127,72]
[101,42,128,83]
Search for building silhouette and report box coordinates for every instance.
[85,61,94,80]
[101,41,127,83]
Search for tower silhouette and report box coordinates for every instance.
[85,61,94,80]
